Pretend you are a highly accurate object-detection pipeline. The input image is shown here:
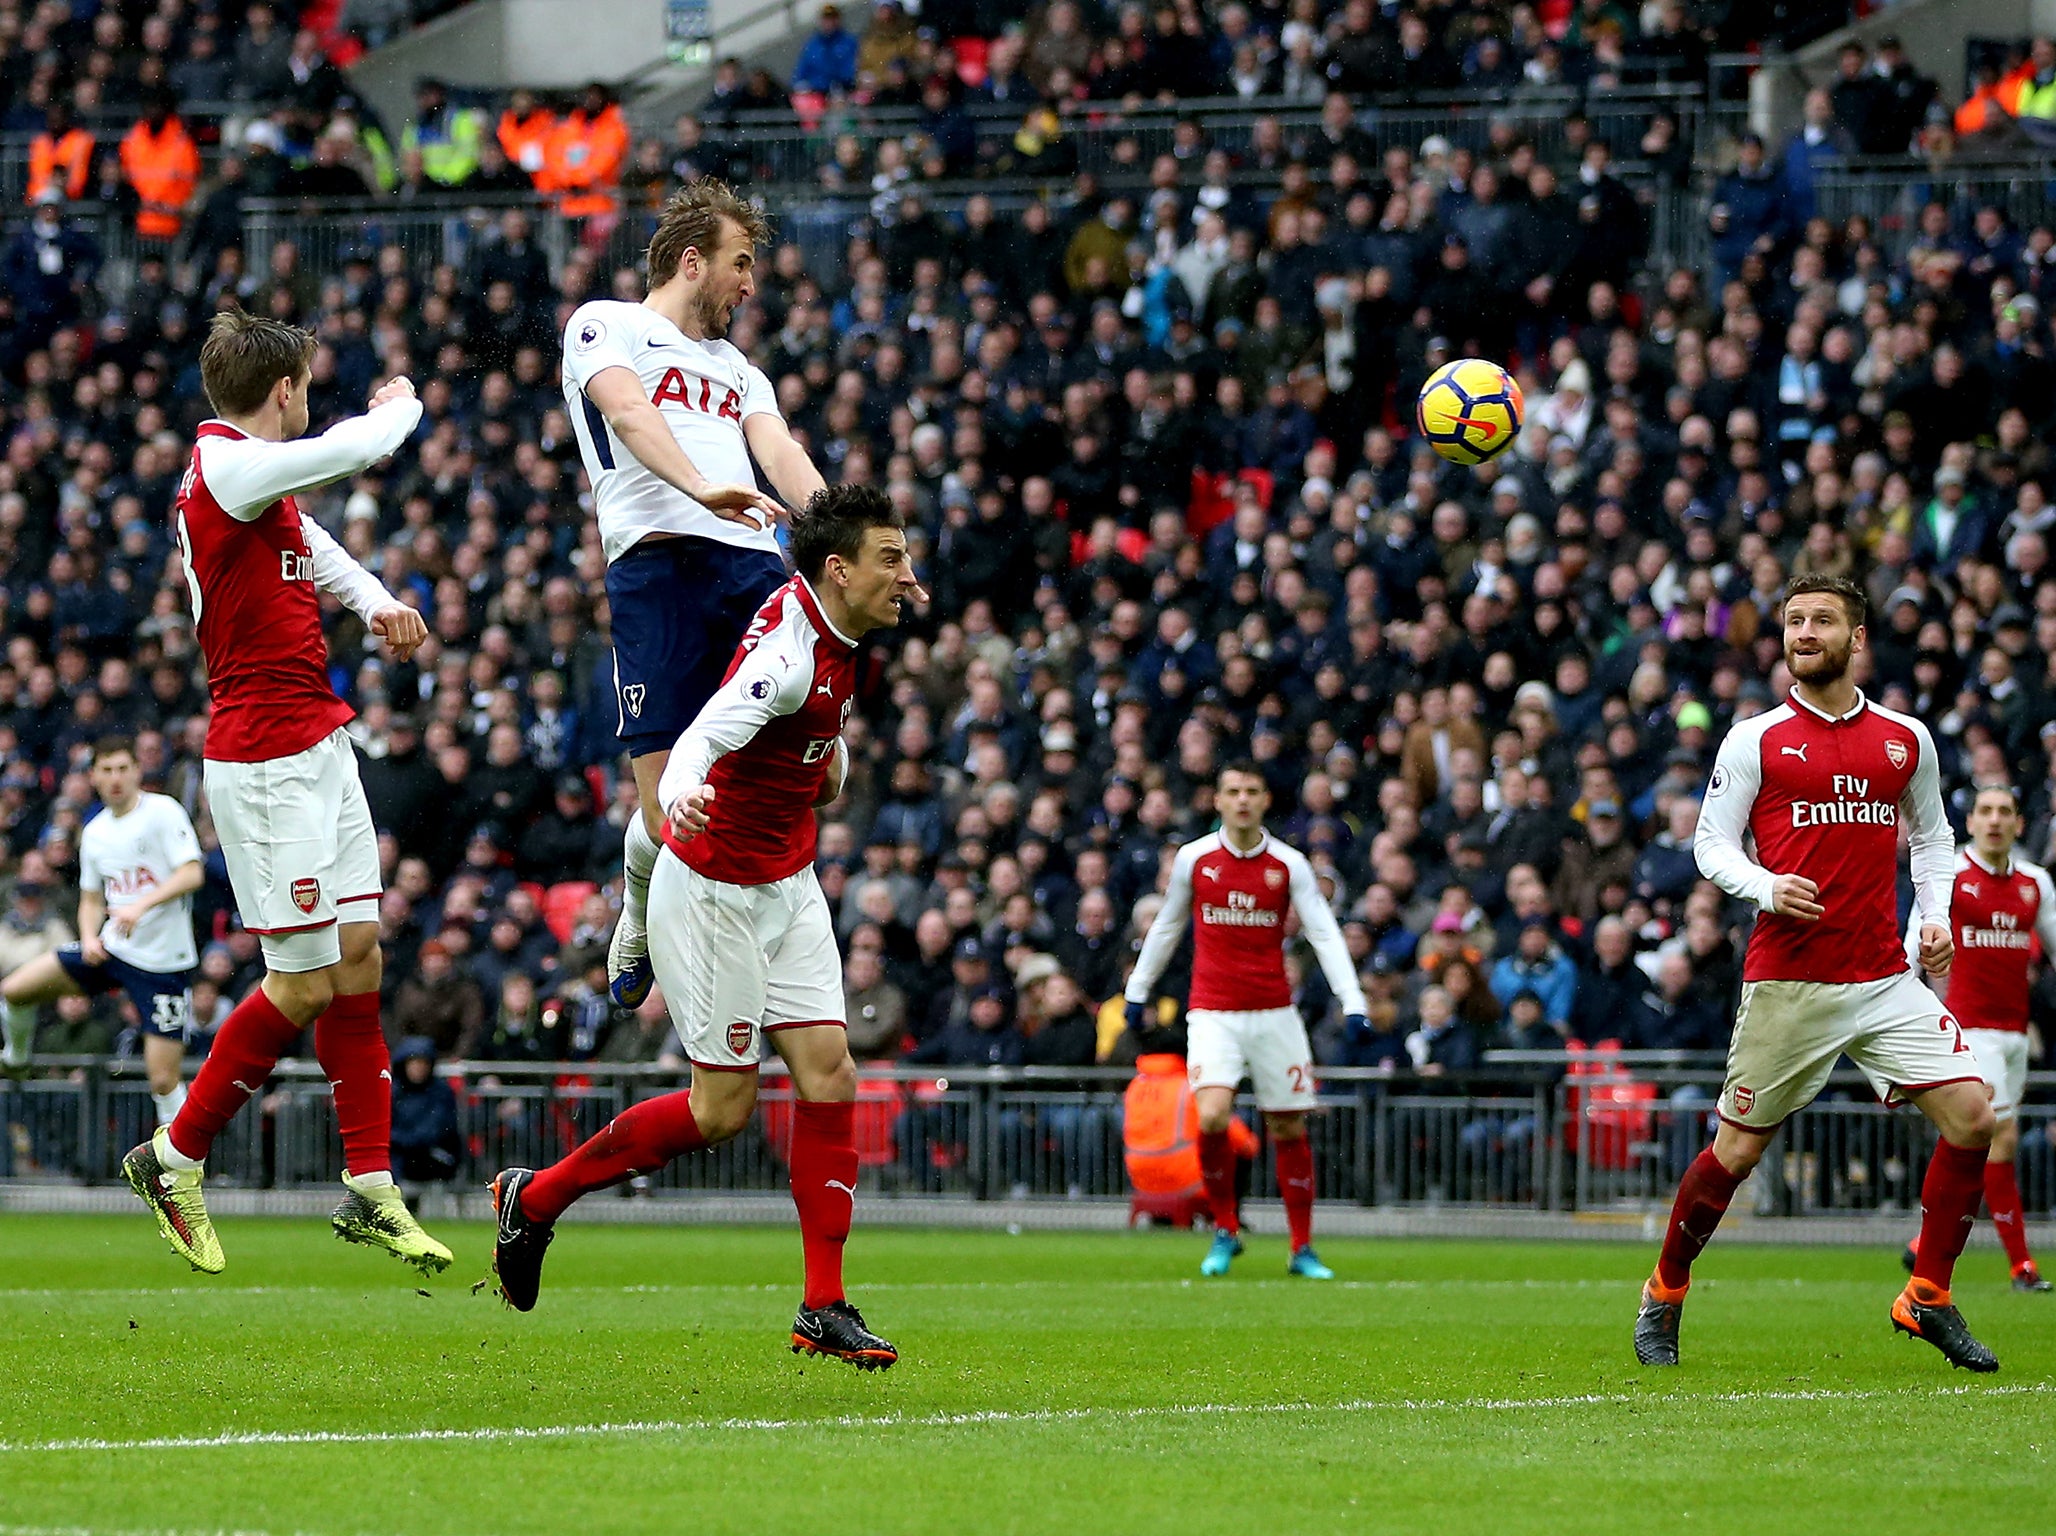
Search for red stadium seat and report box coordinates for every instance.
[953,36,989,87]
[543,881,598,943]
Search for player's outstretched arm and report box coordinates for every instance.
[655,640,807,839]
[583,367,786,531]
[203,386,422,520]
[1284,849,1370,1017]
[743,410,828,512]
[1123,843,1199,1008]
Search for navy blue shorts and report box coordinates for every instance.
[605,537,790,758]
[56,944,193,1039]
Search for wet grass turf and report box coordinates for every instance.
[0,1213,2049,1534]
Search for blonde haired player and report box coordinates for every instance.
[1899,783,2056,1291]
[561,180,831,1014]
[1124,762,1369,1279]
[120,309,450,1277]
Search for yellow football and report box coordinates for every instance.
[1416,358,1524,466]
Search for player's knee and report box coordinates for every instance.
[1958,1100,1999,1149]
[1266,1113,1307,1140]
[266,969,333,1022]
[689,1088,756,1143]
[806,1051,858,1103]
[1195,1103,1235,1135]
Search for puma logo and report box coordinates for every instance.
[232,1079,257,1096]
[825,1179,856,1202]
[816,682,834,697]
[1780,743,1809,763]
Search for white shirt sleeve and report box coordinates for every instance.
[1284,846,1368,1016]
[654,639,810,811]
[2032,864,2056,957]
[740,360,781,423]
[1901,720,1955,930]
[155,797,203,869]
[562,305,641,397]
[300,514,398,623]
[77,819,103,894]
[1124,841,1199,1004]
[198,397,423,520]
[1693,724,1778,911]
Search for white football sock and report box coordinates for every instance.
[152,1083,187,1127]
[153,1124,203,1171]
[621,813,660,938]
[344,1169,396,1193]
[1,1000,35,1067]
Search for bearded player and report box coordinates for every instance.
[120,309,450,1277]
[1124,762,1370,1280]
[1899,783,2056,1291]
[491,487,920,1368]
[1636,574,1999,1372]
[562,180,828,1014]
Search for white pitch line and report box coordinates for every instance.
[5,1382,2049,1455]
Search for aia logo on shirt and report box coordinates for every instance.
[290,877,320,914]
[652,368,743,422]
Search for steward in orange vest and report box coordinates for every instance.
[496,88,558,192]
[544,82,630,220]
[27,106,94,203]
[1124,1053,1258,1198]
[119,93,201,242]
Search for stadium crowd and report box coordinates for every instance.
[2,0,2055,1192]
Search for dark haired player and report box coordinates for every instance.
[1900,783,2056,1291]
[492,487,922,1368]
[1123,762,1370,1279]
[1636,575,2000,1372]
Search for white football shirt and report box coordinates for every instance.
[78,792,202,974]
[561,299,784,564]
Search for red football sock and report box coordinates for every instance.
[167,986,302,1164]
[522,1089,705,1224]
[1276,1134,1314,1251]
[1912,1138,1991,1292]
[789,1099,857,1309]
[1654,1146,1744,1291]
[1986,1160,2034,1273]
[314,991,390,1177]
[1199,1128,1238,1235]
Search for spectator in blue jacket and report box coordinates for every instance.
[1709,133,1792,291]
[1489,917,1578,1032]
[792,4,859,94]
[389,1037,463,1187]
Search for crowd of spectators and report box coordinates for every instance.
[2,1,2056,1194]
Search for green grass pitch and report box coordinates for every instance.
[1,1213,2050,1534]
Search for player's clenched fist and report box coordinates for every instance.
[368,375,417,410]
[668,784,715,843]
[1770,873,1823,921]
[1918,922,1953,979]
[370,600,427,661]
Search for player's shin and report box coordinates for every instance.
[790,1098,857,1308]
[1275,1133,1314,1252]
[1653,1146,1744,1293]
[1911,1138,1991,1294]
[166,986,303,1166]
[522,1088,706,1223]
[1198,1129,1239,1235]
[620,813,660,935]
[314,991,392,1180]
[1984,1157,2035,1273]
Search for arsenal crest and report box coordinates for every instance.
[1884,739,1908,769]
[290,877,320,914]
[726,1021,755,1056]
[1732,1085,1754,1115]
[1264,868,1285,889]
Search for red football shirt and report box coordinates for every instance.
[1694,690,1954,985]
[1125,830,1368,1016]
[658,577,854,886]
[1922,849,2056,1033]
[175,423,352,763]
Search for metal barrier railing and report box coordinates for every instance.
[8,1057,2048,1220]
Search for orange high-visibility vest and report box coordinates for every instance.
[497,107,558,191]
[1123,1054,1259,1194]
[119,117,200,240]
[544,104,629,218]
[27,127,94,203]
